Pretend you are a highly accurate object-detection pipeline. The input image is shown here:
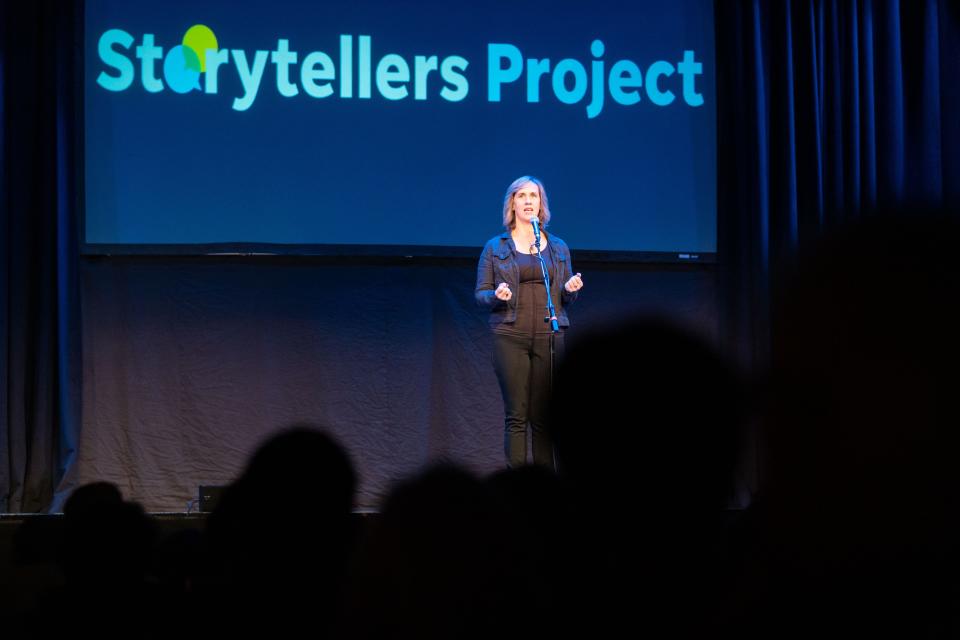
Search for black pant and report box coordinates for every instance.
[492,331,563,468]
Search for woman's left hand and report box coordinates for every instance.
[564,272,584,293]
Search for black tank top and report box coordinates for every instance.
[494,250,555,336]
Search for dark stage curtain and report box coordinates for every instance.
[0,1,82,512]
[74,260,716,511]
[716,0,960,368]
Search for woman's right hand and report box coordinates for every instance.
[495,282,512,301]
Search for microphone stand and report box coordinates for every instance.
[531,225,560,334]
[531,221,560,470]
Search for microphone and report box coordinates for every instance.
[531,217,541,244]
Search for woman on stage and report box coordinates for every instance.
[475,176,584,469]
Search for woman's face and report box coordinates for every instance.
[512,182,541,228]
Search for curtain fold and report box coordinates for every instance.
[717,0,960,369]
[0,1,81,512]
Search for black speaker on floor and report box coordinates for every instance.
[199,485,225,513]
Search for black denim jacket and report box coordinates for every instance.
[474,231,579,328]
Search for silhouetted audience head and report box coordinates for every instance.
[202,425,357,635]
[546,319,745,635]
[59,482,156,588]
[767,212,960,542]
[230,424,355,513]
[344,464,535,640]
[485,464,570,536]
[760,211,960,636]
[26,483,162,640]
[61,481,122,518]
[550,317,743,514]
